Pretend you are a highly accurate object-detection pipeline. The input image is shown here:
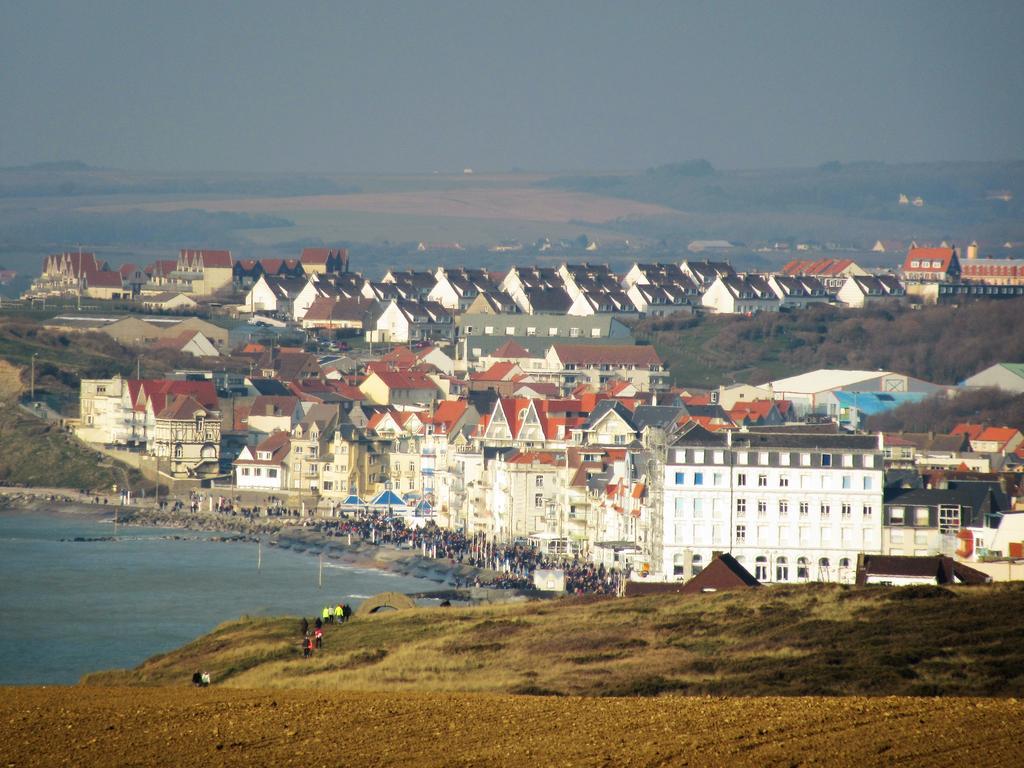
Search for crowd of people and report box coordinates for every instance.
[298,603,352,657]
[312,509,625,596]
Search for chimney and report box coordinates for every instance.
[967,241,979,260]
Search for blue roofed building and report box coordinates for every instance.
[820,390,931,430]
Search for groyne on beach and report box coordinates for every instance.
[0,490,532,604]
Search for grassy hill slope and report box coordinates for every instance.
[0,406,146,491]
[85,583,1024,697]
[634,298,1024,388]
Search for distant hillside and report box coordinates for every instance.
[541,160,1024,245]
[85,583,1024,697]
[0,319,192,411]
[633,299,1024,388]
[0,406,146,491]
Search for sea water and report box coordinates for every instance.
[0,511,442,684]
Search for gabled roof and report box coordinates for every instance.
[974,426,1022,447]
[250,395,300,418]
[550,344,662,367]
[491,339,534,358]
[301,247,348,265]
[156,394,211,421]
[781,258,856,277]
[369,370,437,391]
[471,361,520,383]
[522,286,573,312]
[239,430,291,464]
[303,295,370,323]
[86,271,124,288]
[902,247,957,273]
[180,248,232,269]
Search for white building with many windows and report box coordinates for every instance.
[660,424,884,585]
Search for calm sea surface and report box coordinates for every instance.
[0,511,441,684]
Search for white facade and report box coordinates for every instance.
[244,275,282,313]
[660,429,885,585]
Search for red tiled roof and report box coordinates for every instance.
[156,394,210,421]
[781,258,855,277]
[471,361,519,382]
[118,263,138,276]
[370,370,436,391]
[86,271,124,288]
[237,430,291,464]
[950,423,985,440]
[181,249,232,269]
[492,340,533,358]
[902,247,956,273]
[550,344,662,367]
[250,395,300,418]
[301,247,348,264]
[974,426,1021,446]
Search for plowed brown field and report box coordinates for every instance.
[2,687,1019,768]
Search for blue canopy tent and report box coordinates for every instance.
[338,493,366,510]
[369,489,406,508]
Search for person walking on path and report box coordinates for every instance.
[322,605,332,624]
[314,626,323,649]
[300,617,309,637]
[302,635,312,658]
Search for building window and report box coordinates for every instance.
[757,474,767,487]
[799,501,809,517]
[712,472,723,485]
[693,499,703,519]
[535,474,544,488]
[691,554,703,576]
[821,453,832,467]
[800,453,811,466]
[938,505,960,534]
[863,476,873,491]
[842,453,853,467]
[841,475,851,490]
[736,498,747,515]
[797,557,809,579]
[757,500,767,517]
[890,506,905,524]
[759,452,769,465]
[776,556,789,581]
[713,451,724,464]
[674,498,686,519]
[779,475,789,487]
[914,507,930,526]
[534,493,544,508]
[737,473,747,487]
[267,469,277,478]
[735,524,746,543]
[779,500,789,516]
[674,472,685,485]
[780,452,791,466]
[693,472,704,486]
[591,328,601,338]
[241,467,250,476]
[820,503,830,518]
[755,556,768,581]
[863,505,873,517]
[506,326,516,335]
[841,503,851,517]
[737,452,749,465]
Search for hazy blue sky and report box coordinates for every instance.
[2,1,1022,173]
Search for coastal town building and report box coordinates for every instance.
[660,424,885,584]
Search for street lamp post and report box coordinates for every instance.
[30,353,38,403]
